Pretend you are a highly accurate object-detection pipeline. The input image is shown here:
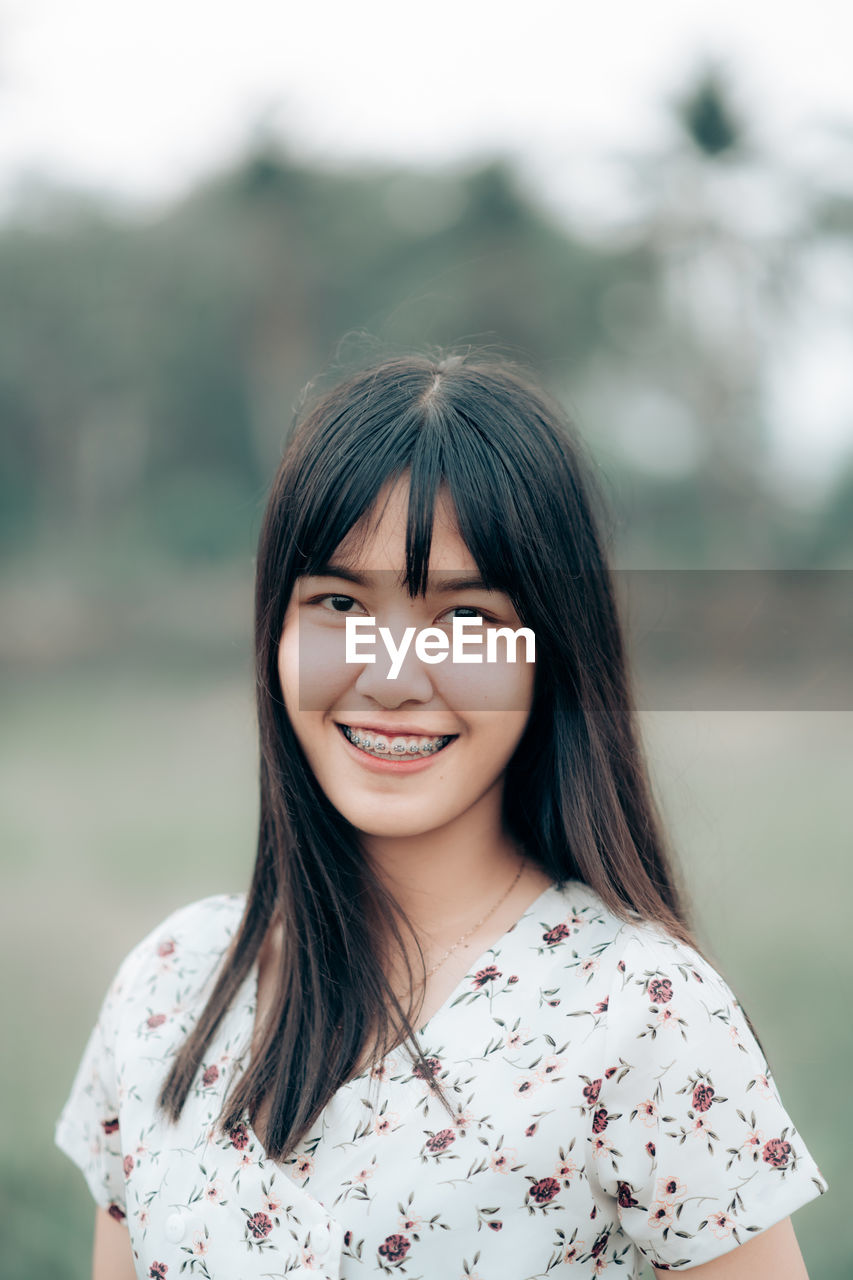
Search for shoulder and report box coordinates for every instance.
[540,880,741,1026]
[567,891,830,1265]
[116,892,245,975]
[102,893,248,1031]
[55,894,249,1212]
[138,892,247,961]
[565,902,761,1078]
[606,916,744,1030]
[539,880,704,962]
[548,879,723,971]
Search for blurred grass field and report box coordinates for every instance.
[1,662,848,1278]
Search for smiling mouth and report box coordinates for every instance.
[338,723,457,760]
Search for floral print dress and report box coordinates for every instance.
[56,883,828,1278]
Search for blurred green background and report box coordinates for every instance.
[1,68,850,1277]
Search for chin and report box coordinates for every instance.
[328,788,459,837]
[347,809,453,840]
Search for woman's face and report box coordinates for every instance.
[277,479,535,842]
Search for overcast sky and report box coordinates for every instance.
[2,0,852,486]
[2,0,852,200]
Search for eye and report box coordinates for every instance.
[437,605,495,623]
[313,594,369,615]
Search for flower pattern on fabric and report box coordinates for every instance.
[56,886,827,1278]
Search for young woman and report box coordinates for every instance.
[57,353,827,1279]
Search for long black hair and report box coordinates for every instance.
[160,350,705,1159]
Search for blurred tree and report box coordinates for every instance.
[0,144,645,566]
[582,65,832,565]
[678,68,743,158]
[806,458,853,565]
[0,106,850,574]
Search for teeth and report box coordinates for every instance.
[341,725,452,759]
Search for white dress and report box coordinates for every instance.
[56,883,828,1278]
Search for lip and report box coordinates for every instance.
[336,723,457,774]
[335,720,458,738]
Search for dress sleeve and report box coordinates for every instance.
[54,934,153,1220]
[586,929,829,1270]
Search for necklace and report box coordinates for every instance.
[423,855,527,980]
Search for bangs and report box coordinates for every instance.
[292,389,536,612]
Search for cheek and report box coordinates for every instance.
[277,625,298,710]
[279,618,354,714]
[432,650,535,715]
[450,706,531,802]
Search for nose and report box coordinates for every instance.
[352,627,435,707]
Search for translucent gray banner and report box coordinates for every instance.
[617,570,852,711]
[292,569,852,712]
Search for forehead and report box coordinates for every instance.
[331,478,477,574]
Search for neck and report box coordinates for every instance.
[361,801,525,939]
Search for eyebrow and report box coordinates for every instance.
[306,564,500,594]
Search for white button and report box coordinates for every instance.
[165,1212,186,1244]
[314,1230,331,1258]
